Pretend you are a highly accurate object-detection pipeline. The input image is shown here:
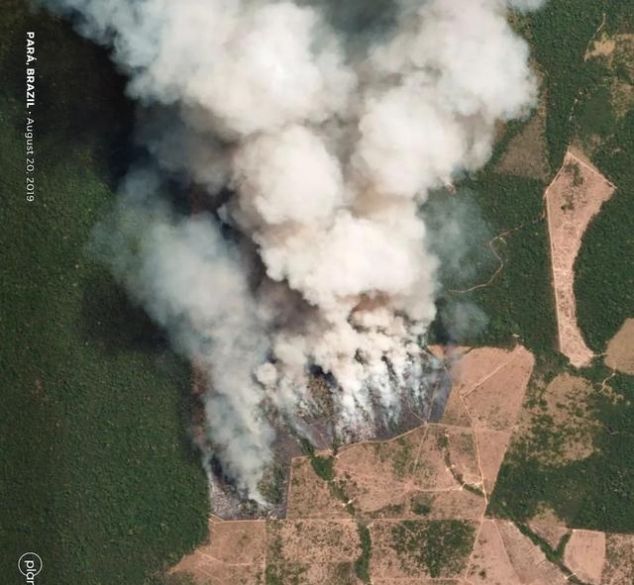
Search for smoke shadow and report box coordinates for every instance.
[5,7,137,188]
[79,272,170,355]
[79,272,206,466]
[309,0,399,41]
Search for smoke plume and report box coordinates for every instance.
[44,0,544,500]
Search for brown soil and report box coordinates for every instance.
[286,457,349,519]
[564,529,606,585]
[373,580,459,585]
[495,520,568,585]
[169,518,266,585]
[452,345,534,432]
[544,149,615,367]
[474,429,511,496]
[495,104,549,180]
[467,519,522,585]
[603,533,634,585]
[405,489,486,522]
[528,506,569,550]
[605,318,634,375]
[333,425,461,516]
[446,427,481,486]
[266,519,361,585]
[441,385,472,427]
[174,344,606,585]
[585,33,617,60]
[439,345,534,496]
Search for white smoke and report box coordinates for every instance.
[44,0,544,499]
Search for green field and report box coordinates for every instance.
[0,2,208,584]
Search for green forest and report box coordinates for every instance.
[0,3,209,584]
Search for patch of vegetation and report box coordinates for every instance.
[264,563,306,585]
[299,437,336,481]
[437,2,632,357]
[265,528,306,585]
[511,1,608,170]
[391,437,414,478]
[147,574,197,585]
[435,174,556,358]
[310,455,335,482]
[489,368,634,533]
[411,499,432,516]
[390,520,476,578]
[354,523,372,583]
[258,464,287,506]
[514,523,586,585]
[575,112,634,351]
[369,503,405,518]
[0,3,208,583]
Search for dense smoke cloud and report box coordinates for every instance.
[44,0,544,499]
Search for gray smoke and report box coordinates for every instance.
[43,0,544,499]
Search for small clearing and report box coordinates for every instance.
[605,318,634,375]
[495,104,550,180]
[544,148,615,367]
[528,506,569,550]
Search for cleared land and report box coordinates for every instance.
[603,533,634,585]
[545,148,616,367]
[168,345,549,585]
[495,104,550,181]
[605,318,634,375]
[168,343,634,585]
[169,518,266,585]
[444,345,534,495]
[564,529,606,585]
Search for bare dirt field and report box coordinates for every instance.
[544,149,615,367]
[605,318,634,375]
[450,345,534,432]
[333,425,461,515]
[442,344,534,495]
[467,519,573,585]
[496,520,569,585]
[266,519,361,585]
[564,529,606,585]
[169,518,266,585]
[373,580,459,585]
[467,519,523,585]
[286,457,348,519]
[528,506,569,550]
